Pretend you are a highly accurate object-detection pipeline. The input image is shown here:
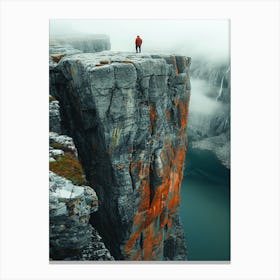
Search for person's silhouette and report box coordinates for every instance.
[135,35,143,53]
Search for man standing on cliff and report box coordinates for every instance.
[135,35,142,53]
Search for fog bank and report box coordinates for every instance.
[50,19,230,63]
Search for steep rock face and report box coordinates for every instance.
[52,52,191,260]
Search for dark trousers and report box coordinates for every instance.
[136,45,141,53]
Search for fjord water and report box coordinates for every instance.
[179,148,230,261]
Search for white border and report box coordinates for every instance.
[0,1,279,279]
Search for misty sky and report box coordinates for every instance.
[50,19,230,62]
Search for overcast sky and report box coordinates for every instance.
[50,19,230,62]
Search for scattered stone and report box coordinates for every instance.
[49,132,77,157]
[49,149,64,159]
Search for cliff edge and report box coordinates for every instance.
[51,51,191,260]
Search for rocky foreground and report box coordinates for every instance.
[49,171,113,260]
[49,39,191,260]
[49,107,114,260]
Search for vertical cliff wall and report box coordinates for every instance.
[52,52,191,260]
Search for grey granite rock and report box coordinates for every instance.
[164,214,187,260]
[49,99,62,134]
[49,148,64,160]
[49,43,82,56]
[50,171,114,260]
[49,132,78,157]
[49,157,56,162]
[51,51,191,260]
[69,227,114,261]
[49,35,111,129]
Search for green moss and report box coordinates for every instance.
[49,95,56,102]
[112,126,122,147]
[122,60,133,64]
[100,60,110,65]
[49,152,86,185]
[50,142,75,154]
[50,142,64,150]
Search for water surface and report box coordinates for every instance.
[179,148,230,261]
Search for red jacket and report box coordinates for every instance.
[135,37,142,46]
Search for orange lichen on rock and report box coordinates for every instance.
[123,56,191,260]
[143,223,162,260]
[124,137,187,259]
[163,142,186,213]
[168,171,182,211]
[122,60,133,64]
[50,54,65,63]
[124,231,141,254]
[160,211,168,228]
[134,250,142,260]
[100,60,110,65]
[117,164,125,169]
[166,110,171,121]
[143,224,154,259]
[129,160,149,182]
[149,104,157,122]
[173,56,179,76]
[138,178,151,212]
[167,215,173,228]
